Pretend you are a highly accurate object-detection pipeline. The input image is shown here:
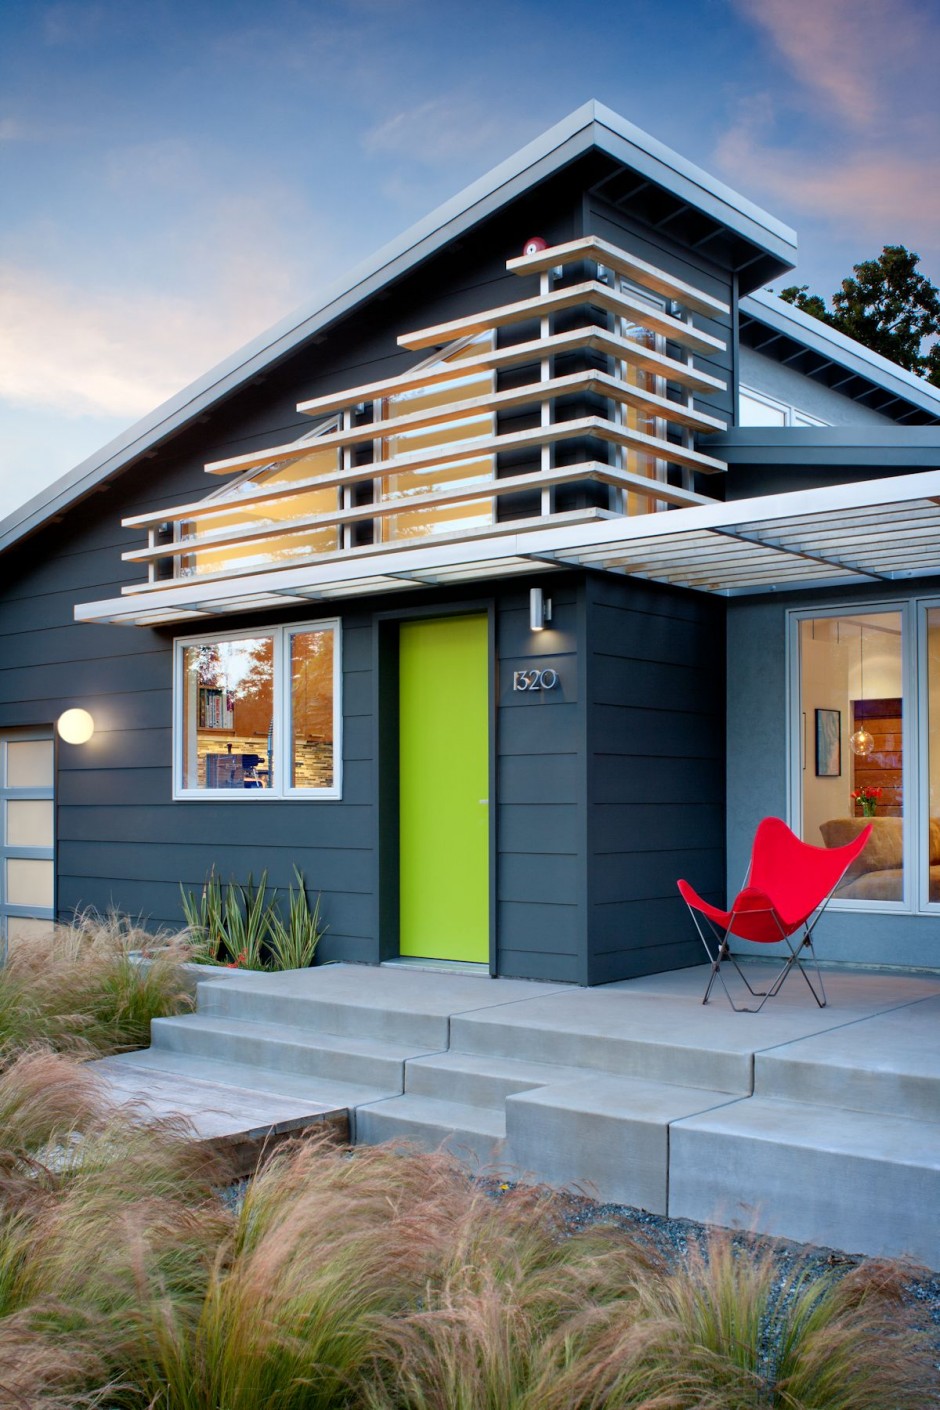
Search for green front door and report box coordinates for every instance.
[399,615,489,963]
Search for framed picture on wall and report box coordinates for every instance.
[815,708,841,777]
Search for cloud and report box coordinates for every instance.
[714,121,940,259]
[733,0,936,128]
[0,209,327,423]
[363,95,534,168]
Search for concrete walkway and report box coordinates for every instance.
[92,961,940,1268]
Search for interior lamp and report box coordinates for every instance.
[530,587,552,632]
[57,708,95,745]
[849,625,875,757]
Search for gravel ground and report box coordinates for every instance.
[515,1183,940,1353]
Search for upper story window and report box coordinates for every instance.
[378,333,496,542]
[175,620,341,800]
[740,385,827,428]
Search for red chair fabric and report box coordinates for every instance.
[677,817,872,1010]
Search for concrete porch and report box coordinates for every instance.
[93,961,940,1268]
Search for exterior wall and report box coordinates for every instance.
[584,574,725,983]
[495,579,585,983]
[727,581,940,971]
[0,157,754,983]
[739,346,892,427]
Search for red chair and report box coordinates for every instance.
[677,817,872,1012]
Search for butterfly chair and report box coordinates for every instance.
[677,817,872,1012]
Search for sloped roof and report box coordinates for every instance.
[739,289,940,424]
[0,100,796,557]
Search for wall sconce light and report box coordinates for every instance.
[57,708,95,745]
[530,587,552,632]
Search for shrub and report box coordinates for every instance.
[180,867,324,971]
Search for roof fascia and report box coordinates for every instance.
[741,288,940,420]
[588,103,796,273]
[705,425,940,466]
[1,101,796,557]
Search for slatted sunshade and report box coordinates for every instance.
[75,469,940,625]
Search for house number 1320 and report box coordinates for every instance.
[513,668,559,692]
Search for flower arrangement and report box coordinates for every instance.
[851,784,883,817]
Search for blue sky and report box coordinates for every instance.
[1,0,938,522]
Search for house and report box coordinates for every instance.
[3,100,940,983]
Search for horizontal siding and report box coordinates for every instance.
[585,575,725,984]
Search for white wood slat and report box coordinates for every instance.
[505,235,730,317]
[398,281,725,355]
[197,415,724,497]
[123,464,713,565]
[296,325,725,419]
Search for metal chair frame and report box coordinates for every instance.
[685,891,832,1013]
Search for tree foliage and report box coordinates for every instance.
[779,245,940,388]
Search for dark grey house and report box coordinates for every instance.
[3,102,939,982]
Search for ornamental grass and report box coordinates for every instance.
[0,909,193,1065]
[0,1056,934,1409]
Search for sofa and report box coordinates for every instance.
[819,815,940,902]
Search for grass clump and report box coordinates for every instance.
[0,1062,934,1409]
[0,910,193,1065]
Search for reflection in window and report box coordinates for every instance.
[179,444,339,578]
[618,286,675,516]
[178,622,340,798]
[380,334,495,542]
[799,613,903,901]
[290,628,335,790]
[182,636,275,791]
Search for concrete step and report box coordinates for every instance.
[193,965,561,1048]
[449,991,756,1095]
[503,1075,741,1214]
[103,1047,394,1138]
[92,1053,349,1174]
[355,1093,506,1166]
[404,1051,588,1108]
[755,994,940,1123]
[150,1013,439,1088]
[669,1095,940,1267]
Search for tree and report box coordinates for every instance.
[779,246,940,388]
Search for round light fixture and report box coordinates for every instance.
[57,708,95,745]
[850,727,875,757]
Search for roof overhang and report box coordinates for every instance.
[740,290,940,425]
[1,102,795,559]
[75,469,940,625]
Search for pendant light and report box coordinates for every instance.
[850,623,875,757]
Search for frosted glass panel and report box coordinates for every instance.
[7,740,53,789]
[6,858,54,908]
[7,916,54,941]
[6,800,54,847]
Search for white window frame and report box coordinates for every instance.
[787,600,919,912]
[173,619,342,801]
[740,384,828,428]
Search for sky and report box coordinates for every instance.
[1,0,938,524]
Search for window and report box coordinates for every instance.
[1,730,55,946]
[618,282,669,516]
[379,333,496,542]
[740,386,827,428]
[175,621,341,799]
[796,611,904,904]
